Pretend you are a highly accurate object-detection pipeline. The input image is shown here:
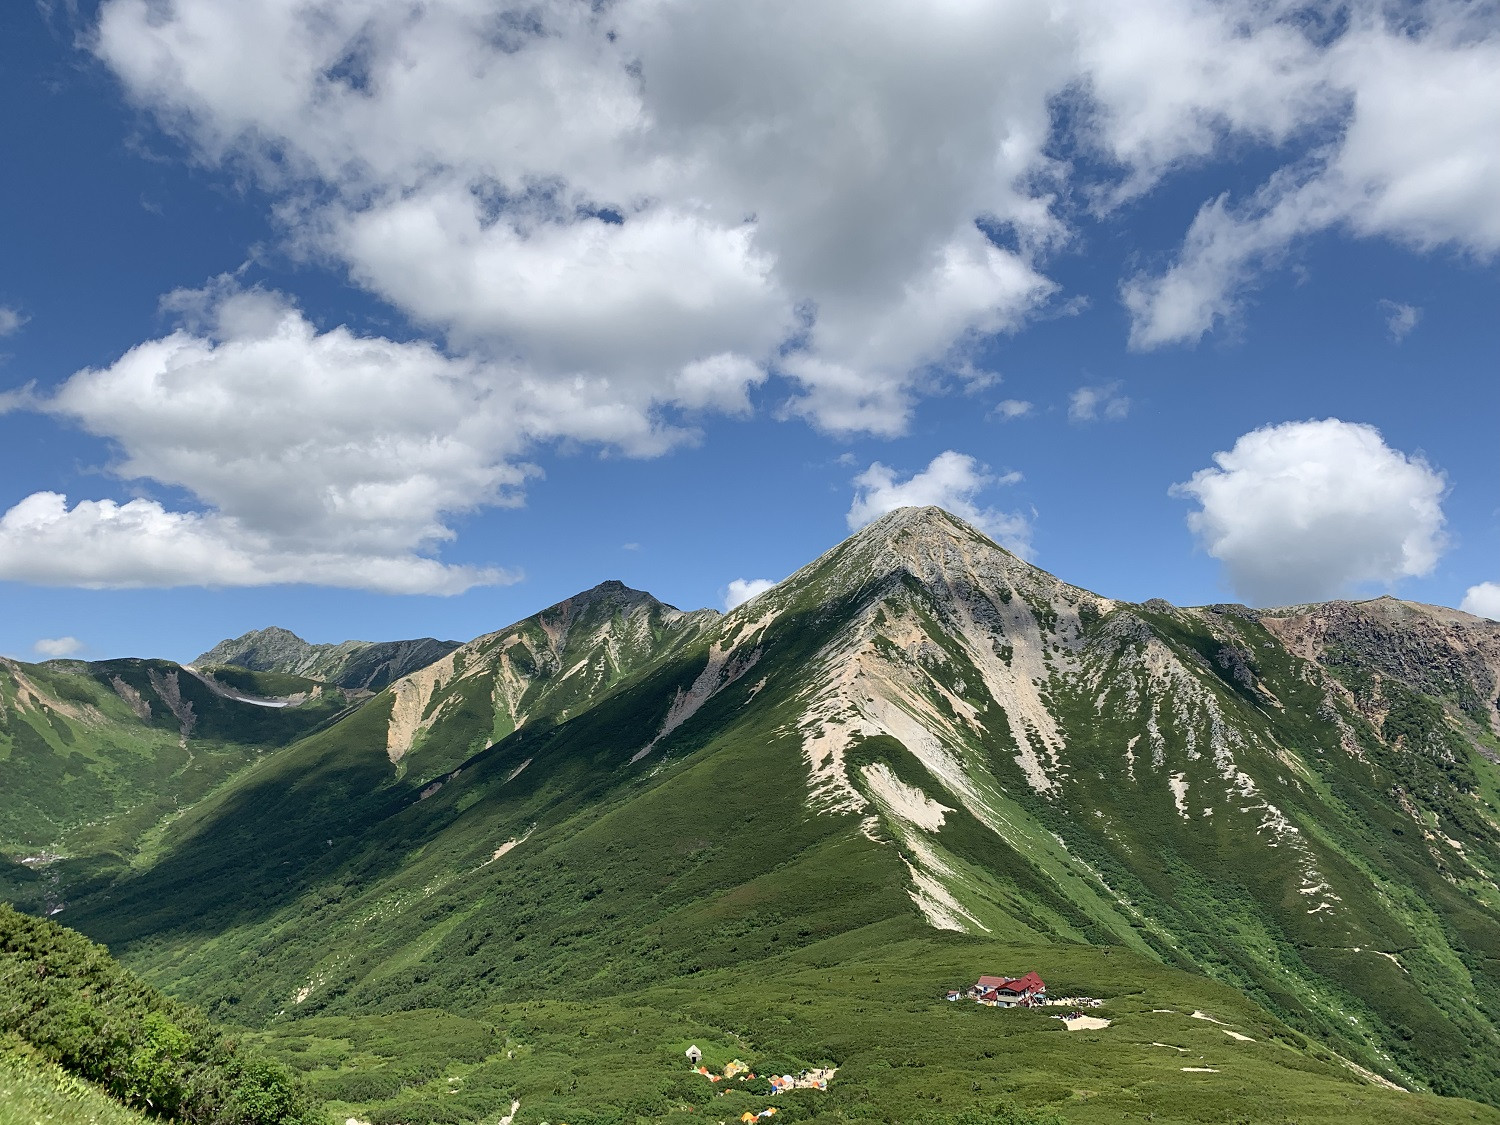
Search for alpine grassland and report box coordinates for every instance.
[0,656,354,856]
[4,509,1500,1124]
[1,1036,153,1125]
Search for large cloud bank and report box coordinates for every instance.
[1173,419,1448,606]
[4,0,1495,590]
[0,287,520,593]
[93,0,1500,370]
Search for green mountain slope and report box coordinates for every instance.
[0,653,361,914]
[196,626,461,692]
[6,508,1500,1124]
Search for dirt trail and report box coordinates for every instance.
[1062,1015,1111,1031]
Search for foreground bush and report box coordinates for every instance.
[0,904,324,1125]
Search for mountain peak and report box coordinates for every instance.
[379,575,719,765]
[580,578,646,601]
[829,505,1068,599]
[854,504,970,539]
[196,626,320,669]
[540,579,682,624]
[1264,594,1496,630]
[846,505,1018,566]
[231,625,308,646]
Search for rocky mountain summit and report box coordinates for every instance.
[378,578,718,769]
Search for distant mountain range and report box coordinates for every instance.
[3,507,1498,1125]
[195,625,460,691]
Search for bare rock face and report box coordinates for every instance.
[1262,596,1500,731]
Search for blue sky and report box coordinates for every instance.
[1,0,1497,663]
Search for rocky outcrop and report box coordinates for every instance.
[1262,596,1500,731]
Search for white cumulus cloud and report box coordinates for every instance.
[91,0,1500,416]
[0,493,506,595]
[0,278,801,592]
[1124,9,1500,349]
[992,399,1033,421]
[1,277,797,593]
[1461,583,1500,622]
[1380,300,1421,343]
[847,450,1032,558]
[1068,382,1131,423]
[724,578,777,611]
[33,636,84,658]
[1172,419,1448,606]
[0,285,552,593]
[0,307,27,337]
[94,0,1081,437]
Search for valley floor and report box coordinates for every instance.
[246,928,1500,1125]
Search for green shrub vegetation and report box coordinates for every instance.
[0,904,324,1125]
[0,656,352,856]
[197,666,334,700]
